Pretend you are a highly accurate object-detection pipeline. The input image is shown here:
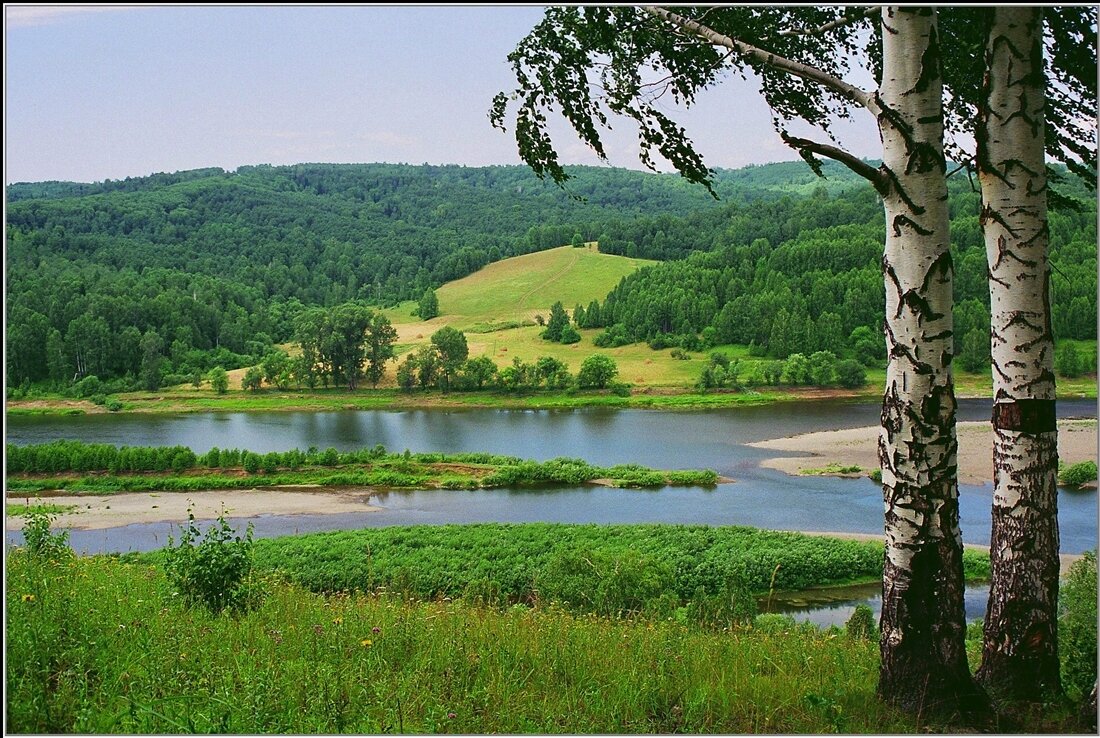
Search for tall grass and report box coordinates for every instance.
[234,524,991,604]
[8,552,923,734]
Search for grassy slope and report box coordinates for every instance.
[380,244,712,388]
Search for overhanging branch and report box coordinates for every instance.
[766,6,881,41]
[781,131,888,193]
[643,6,878,114]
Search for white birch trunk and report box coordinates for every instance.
[875,6,984,715]
[974,7,1062,699]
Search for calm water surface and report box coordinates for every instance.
[7,398,1097,555]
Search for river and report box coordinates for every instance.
[7,398,1097,556]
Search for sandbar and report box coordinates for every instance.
[6,487,380,531]
[750,418,1097,486]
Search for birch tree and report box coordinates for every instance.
[939,6,1098,701]
[493,6,986,716]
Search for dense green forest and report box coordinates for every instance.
[583,177,1097,360]
[6,161,1096,389]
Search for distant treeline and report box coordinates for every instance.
[6,162,1095,390]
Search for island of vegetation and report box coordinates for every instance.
[5,440,721,496]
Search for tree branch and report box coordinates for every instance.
[780,131,888,192]
[765,6,881,41]
[643,6,877,113]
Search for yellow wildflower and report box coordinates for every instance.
[360,639,373,648]
[21,594,36,603]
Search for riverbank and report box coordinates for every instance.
[750,418,1098,485]
[5,487,382,531]
[8,372,1097,415]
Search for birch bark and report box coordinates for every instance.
[973,7,1062,699]
[874,7,984,714]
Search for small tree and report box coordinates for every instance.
[808,351,837,387]
[21,506,71,561]
[241,366,264,392]
[430,326,469,391]
[836,359,867,389]
[560,324,581,345]
[461,356,498,390]
[535,356,570,389]
[414,345,441,389]
[782,353,810,386]
[1057,342,1083,378]
[577,354,618,389]
[418,288,440,320]
[957,328,990,374]
[208,366,229,395]
[542,301,570,342]
[396,355,417,391]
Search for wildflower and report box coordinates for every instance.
[360,639,373,647]
[447,712,457,720]
[21,594,36,603]
[332,617,343,626]
[372,626,381,634]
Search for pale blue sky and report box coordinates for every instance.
[5,5,880,184]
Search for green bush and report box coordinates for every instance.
[845,604,876,640]
[164,510,260,614]
[104,397,123,412]
[20,506,72,561]
[1060,551,1097,698]
[1060,461,1098,487]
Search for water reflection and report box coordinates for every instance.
[762,582,991,628]
[6,399,1096,554]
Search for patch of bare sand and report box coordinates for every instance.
[749,418,1097,486]
[5,488,380,531]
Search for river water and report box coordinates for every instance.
[7,398,1097,557]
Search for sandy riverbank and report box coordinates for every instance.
[750,418,1097,486]
[5,487,381,531]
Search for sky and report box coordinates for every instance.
[4,5,882,184]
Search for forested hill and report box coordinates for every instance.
[6,160,1095,389]
[4,160,864,386]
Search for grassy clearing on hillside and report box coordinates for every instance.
[385,245,652,328]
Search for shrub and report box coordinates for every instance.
[1060,461,1098,487]
[164,509,260,614]
[835,359,867,388]
[21,506,72,561]
[104,397,123,412]
[1060,551,1097,698]
[846,603,876,639]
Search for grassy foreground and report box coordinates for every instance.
[8,549,1092,734]
[0,553,923,734]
